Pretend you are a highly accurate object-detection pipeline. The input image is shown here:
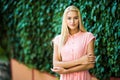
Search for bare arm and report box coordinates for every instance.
[53,43,83,68]
[52,39,95,74]
[65,39,95,73]
[53,39,94,68]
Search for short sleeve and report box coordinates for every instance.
[52,35,60,45]
[87,32,96,45]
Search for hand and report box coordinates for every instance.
[80,53,96,64]
[51,67,67,74]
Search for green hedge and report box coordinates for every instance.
[0,0,120,80]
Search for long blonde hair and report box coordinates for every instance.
[59,5,86,50]
[58,5,86,60]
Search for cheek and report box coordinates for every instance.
[76,20,79,24]
[75,20,79,26]
[66,20,70,25]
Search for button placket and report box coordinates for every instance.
[71,36,75,59]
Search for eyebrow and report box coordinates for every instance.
[74,16,78,17]
[67,16,78,18]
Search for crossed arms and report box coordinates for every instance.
[51,39,96,74]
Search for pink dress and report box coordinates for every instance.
[53,31,95,80]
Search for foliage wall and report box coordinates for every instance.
[0,0,120,80]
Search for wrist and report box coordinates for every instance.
[64,69,70,74]
[75,58,82,65]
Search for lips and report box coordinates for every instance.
[70,24,75,26]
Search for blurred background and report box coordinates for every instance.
[0,0,120,80]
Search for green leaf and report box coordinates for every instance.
[111,2,117,17]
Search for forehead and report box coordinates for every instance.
[67,11,78,17]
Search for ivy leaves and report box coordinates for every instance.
[0,0,120,79]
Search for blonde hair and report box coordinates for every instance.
[55,5,87,60]
[59,5,86,49]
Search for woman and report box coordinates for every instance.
[51,5,96,80]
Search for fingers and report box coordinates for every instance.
[51,67,59,70]
[88,53,94,56]
[51,68,59,72]
[80,54,96,64]
[51,67,65,74]
[88,54,96,63]
[51,67,61,72]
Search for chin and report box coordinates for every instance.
[69,26,76,29]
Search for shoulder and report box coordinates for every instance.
[81,31,95,40]
[80,32,95,45]
[53,35,61,40]
[82,31,95,37]
[85,32,94,35]
[52,35,61,45]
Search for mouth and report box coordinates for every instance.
[70,24,75,26]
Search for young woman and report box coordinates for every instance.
[51,5,96,80]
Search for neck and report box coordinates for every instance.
[69,28,79,35]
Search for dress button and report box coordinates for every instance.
[72,49,73,52]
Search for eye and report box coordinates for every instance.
[74,17,78,19]
[67,17,71,20]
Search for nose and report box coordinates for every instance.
[71,19,74,24]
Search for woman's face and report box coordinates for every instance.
[66,11,79,31]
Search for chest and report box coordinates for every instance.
[61,35,88,61]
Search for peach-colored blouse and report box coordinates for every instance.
[53,31,95,80]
